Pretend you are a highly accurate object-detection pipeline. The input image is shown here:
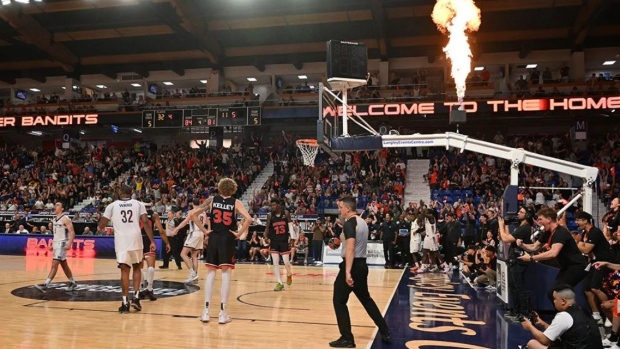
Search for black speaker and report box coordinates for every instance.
[449,109,467,124]
[502,185,519,219]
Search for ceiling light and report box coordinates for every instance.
[247,78,257,82]
[474,66,484,71]
[96,85,107,89]
[131,83,141,87]
[14,0,29,3]
[526,64,537,69]
[200,80,207,84]
[603,61,616,66]
[29,88,40,92]
[1,0,11,5]
[298,75,308,79]
[72,85,77,89]
[79,130,85,135]
[309,85,315,89]
[133,128,142,133]
[29,131,42,136]
[163,82,173,86]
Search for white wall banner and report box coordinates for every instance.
[323,242,386,265]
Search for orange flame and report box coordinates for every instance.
[431,0,481,104]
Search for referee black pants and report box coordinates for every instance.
[333,258,389,341]
[162,235,182,268]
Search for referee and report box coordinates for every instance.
[330,196,391,348]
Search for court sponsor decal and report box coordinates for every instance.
[406,273,491,349]
[12,279,199,302]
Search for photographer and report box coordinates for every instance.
[474,245,497,288]
[518,207,588,300]
[499,208,533,320]
[521,284,602,349]
[459,245,478,279]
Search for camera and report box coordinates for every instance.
[519,312,538,323]
[530,226,545,242]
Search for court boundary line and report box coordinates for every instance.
[365,267,406,349]
[22,303,375,328]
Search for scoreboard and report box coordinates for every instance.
[141,107,261,128]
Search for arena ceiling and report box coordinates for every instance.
[0,0,618,84]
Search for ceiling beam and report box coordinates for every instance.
[370,0,389,60]
[387,0,582,19]
[569,0,609,50]
[80,50,211,65]
[0,5,79,72]
[165,0,222,65]
[21,0,168,15]
[54,25,174,42]
[226,39,378,57]
[208,10,372,31]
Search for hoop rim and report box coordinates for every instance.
[296,139,318,146]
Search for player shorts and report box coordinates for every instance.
[184,230,204,250]
[423,236,438,251]
[205,232,236,269]
[270,239,290,255]
[142,235,156,257]
[52,241,68,261]
[117,249,144,267]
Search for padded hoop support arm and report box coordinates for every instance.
[381,132,599,214]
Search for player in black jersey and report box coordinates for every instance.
[175,178,251,324]
[138,203,171,301]
[264,198,294,291]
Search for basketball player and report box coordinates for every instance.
[331,196,391,347]
[178,178,251,324]
[138,205,171,301]
[175,199,210,284]
[34,202,78,293]
[98,185,156,313]
[264,198,294,291]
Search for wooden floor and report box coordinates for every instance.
[1,256,403,349]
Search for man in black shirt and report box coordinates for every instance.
[498,208,533,320]
[518,207,588,301]
[379,214,398,268]
[440,212,462,271]
[575,211,614,325]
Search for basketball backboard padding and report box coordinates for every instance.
[329,135,383,152]
[327,77,367,91]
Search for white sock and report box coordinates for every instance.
[69,277,75,283]
[272,254,282,283]
[221,269,231,306]
[204,269,216,308]
[44,278,52,285]
[281,254,292,275]
[146,267,155,291]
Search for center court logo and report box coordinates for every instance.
[11,279,199,302]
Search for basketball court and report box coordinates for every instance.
[1,255,405,349]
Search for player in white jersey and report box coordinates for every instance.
[34,202,78,293]
[177,199,210,284]
[98,185,156,313]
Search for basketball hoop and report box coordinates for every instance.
[296,139,319,166]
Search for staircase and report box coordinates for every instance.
[404,159,431,205]
[240,161,274,212]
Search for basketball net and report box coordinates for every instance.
[296,139,319,167]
